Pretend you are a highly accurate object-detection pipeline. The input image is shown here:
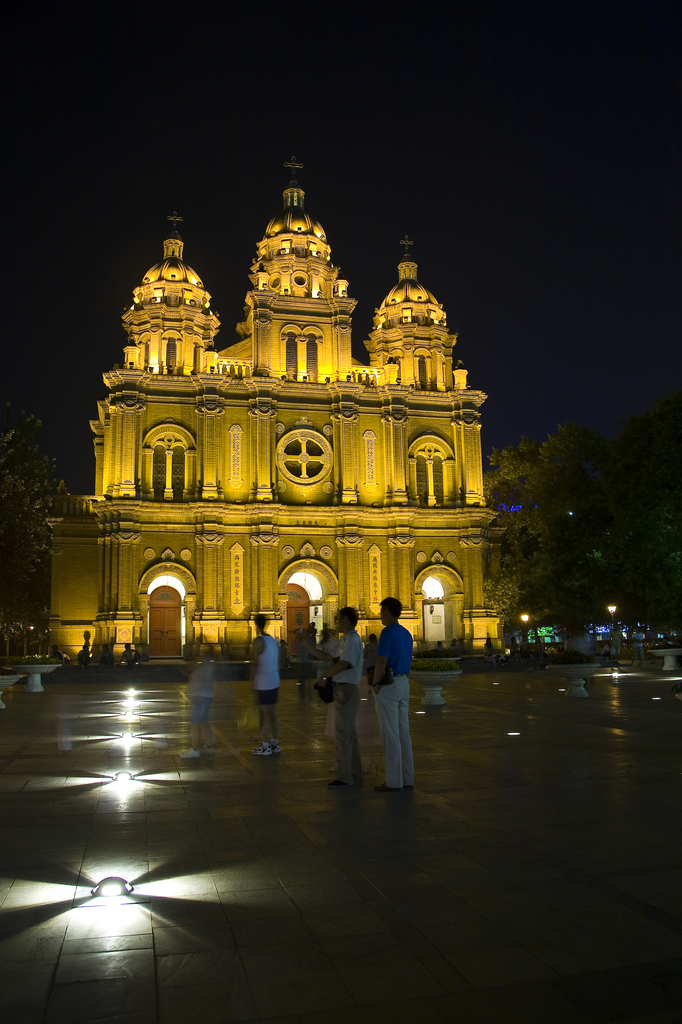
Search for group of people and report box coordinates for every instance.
[181,597,415,792]
[50,642,141,670]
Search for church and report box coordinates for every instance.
[49,169,501,659]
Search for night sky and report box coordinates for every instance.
[4,2,680,494]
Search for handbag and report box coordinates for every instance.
[314,677,334,703]
[377,665,394,687]
[237,705,261,730]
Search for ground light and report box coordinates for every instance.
[91,876,133,897]
[113,771,132,782]
[508,732,520,736]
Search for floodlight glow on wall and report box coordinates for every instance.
[91,876,133,897]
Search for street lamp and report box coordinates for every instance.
[608,605,617,619]
[521,614,529,624]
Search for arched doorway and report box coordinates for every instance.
[286,583,309,655]
[285,571,325,653]
[149,585,182,657]
[415,566,464,646]
[422,575,445,642]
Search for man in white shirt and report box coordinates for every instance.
[250,614,281,756]
[301,606,363,788]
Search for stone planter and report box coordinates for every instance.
[409,668,462,705]
[10,663,61,693]
[0,674,22,708]
[652,649,682,672]
[546,662,599,698]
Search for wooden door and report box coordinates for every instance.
[149,586,182,657]
[286,584,309,655]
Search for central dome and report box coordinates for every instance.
[264,183,327,241]
[143,255,204,288]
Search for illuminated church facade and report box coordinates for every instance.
[49,175,501,658]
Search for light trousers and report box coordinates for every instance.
[333,682,362,785]
[375,674,414,789]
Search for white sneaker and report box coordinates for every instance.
[269,743,281,754]
[181,748,200,759]
[252,743,272,756]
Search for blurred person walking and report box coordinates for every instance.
[181,653,215,758]
[363,633,378,684]
[251,614,281,756]
[371,597,414,792]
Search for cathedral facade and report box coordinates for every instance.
[49,178,501,659]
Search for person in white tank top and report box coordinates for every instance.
[250,614,281,756]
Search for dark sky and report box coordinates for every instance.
[3,1,681,494]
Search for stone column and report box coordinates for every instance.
[336,534,363,609]
[462,411,484,504]
[333,406,359,505]
[250,533,280,610]
[198,398,224,500]
[250,399,276,502]
[118,397,144,498]
[196,532,224,611]
[388,536,415,609]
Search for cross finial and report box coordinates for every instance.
[400,236,414,256]
[284,155,303,179]
[167,211,183,231]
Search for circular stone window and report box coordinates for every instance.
[293,274,307,287]
[276,429,333,487]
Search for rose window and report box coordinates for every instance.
[276,429,333,486]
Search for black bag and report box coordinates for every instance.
[314,677,334,703]
[377,665,394,687]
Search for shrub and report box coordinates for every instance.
[550,650,597,665]
[0,655,60,665]
[410,658,462,673]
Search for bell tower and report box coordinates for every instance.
[366,239,457,391]
[226,159,357,381]
[121,213,221,377]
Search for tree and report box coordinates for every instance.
[604,391,682,631]
[484,424,613,631]
[0,406,55,642]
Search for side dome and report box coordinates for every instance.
[374,258,446,329]
[264,183,327,241]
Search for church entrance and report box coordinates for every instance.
[286,584,309,655]
[149,585,182,657]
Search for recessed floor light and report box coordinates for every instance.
[91,876,133,897]
[508,732,520,735]
[652,697,662,700]
[415,711,426,714]
[113,771,132,782]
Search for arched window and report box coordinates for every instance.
[417,356,427,388]
[166,339,177,371]
[416,455,427,504]
[172,446,185,500]
[433,456,444,505]
[285,334,297,377]
[143,342,149,368]
[152,445,166,501]
[306,336,318,379]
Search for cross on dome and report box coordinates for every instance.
[400,236,414,256]
[167,211,183,231]
[284,156,303,180]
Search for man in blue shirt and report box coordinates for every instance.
[372,596,414,792]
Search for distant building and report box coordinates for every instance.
[49,176,501,658]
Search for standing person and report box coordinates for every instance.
[363,633,378,684]
[181,653,215,758]
[302,607,363,788]
[251,614,281,756]
[630,628,646,666]
[297,622,317,701]
[610,626,624,662]
[278,638,291,673]
[371,597,414,792]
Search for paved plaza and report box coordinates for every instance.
[3,664,682,1023]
